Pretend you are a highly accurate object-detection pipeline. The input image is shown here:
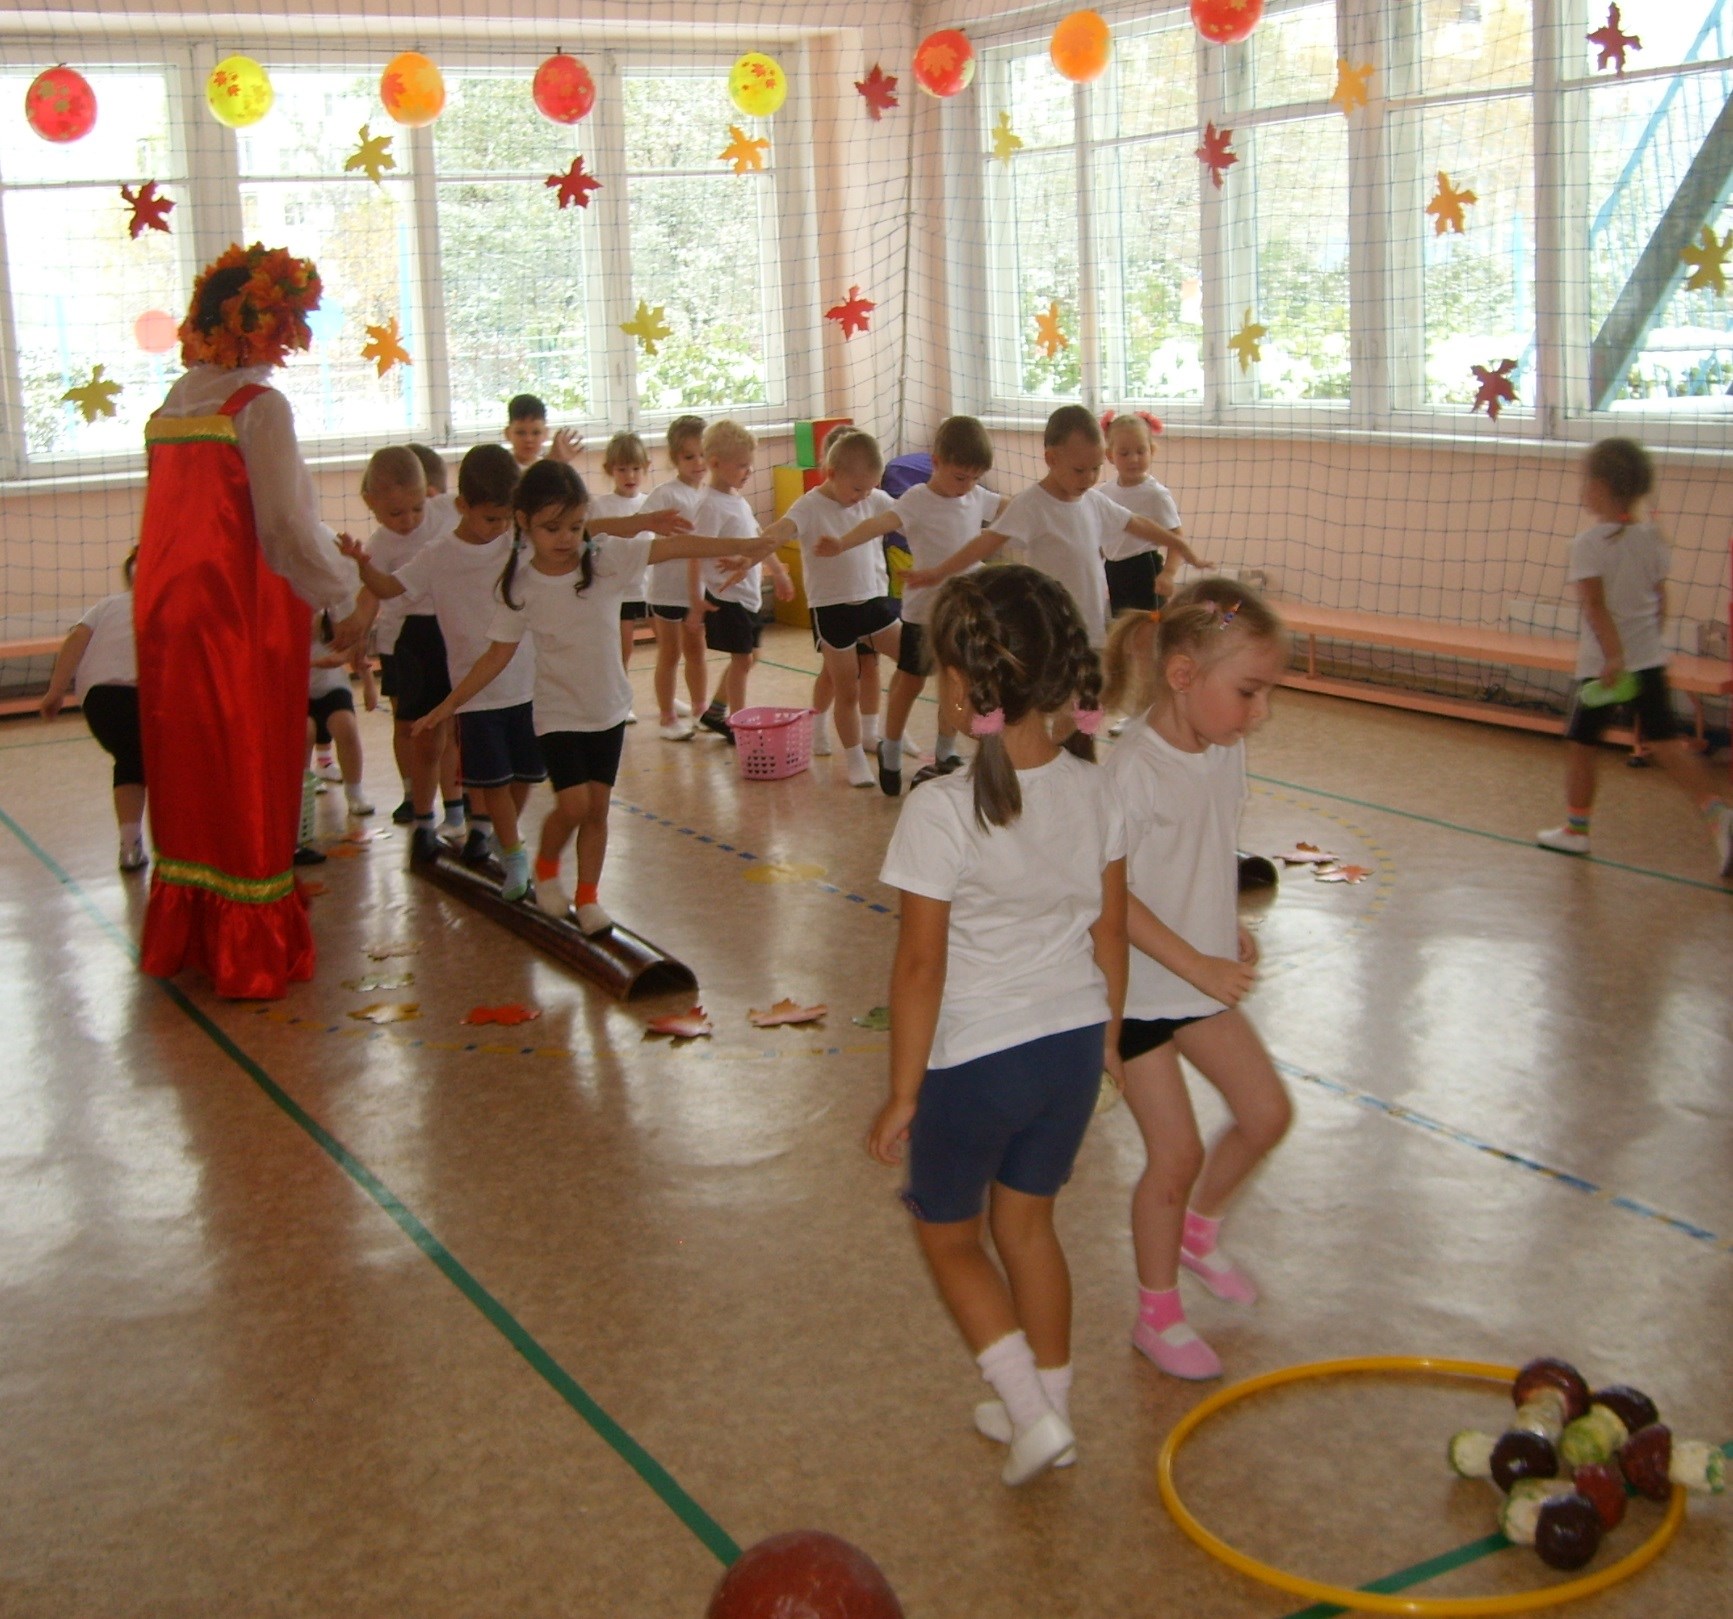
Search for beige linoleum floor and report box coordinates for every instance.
[2,625,1728,1618]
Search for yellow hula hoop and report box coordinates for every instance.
[1155,1355,1688,1617]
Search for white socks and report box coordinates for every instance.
[976,1330,1051,1436]
[880,737,903,770]
[862,713,881,745]
[844,743,875,787]
[811,713,832,755]
[936,732,960,762]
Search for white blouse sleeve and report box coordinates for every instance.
[234,387,354,614]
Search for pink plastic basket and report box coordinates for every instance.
[730,706,814,781]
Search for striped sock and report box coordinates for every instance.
[1567,808,1591,837]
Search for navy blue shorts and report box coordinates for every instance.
[390,614,452,724]
[903,1022,1105,1224]
[458,702,547,789]
[1563,665,1678,744]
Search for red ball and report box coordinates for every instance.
[25,64,97,143]
[707,1531,903,1619]
[1191,0,1266,46]
[532,53,595,124]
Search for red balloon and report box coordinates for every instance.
[134,309,179,354]
[25,64,97,143]
[1191,0,1266,46]
[532,52,595,124]
[707,1531,903,1619]
[912,30,977,99]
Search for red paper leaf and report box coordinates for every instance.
[645,1005,714,1040]
[1588,3,1641,74]
[825,285,875,340]
[1274,842,1337,866]
[1195,122,1237,191]
[546,156,602,210]
[462,1004,542,1026]
[748,998,828,1028]
[855,63,899,120]
[1470,358,1519,420]
[120,180,174,239]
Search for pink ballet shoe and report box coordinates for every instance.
[1180,1243,1259,1304]
[1132,1319,1222,1381]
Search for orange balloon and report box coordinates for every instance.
[1051,11,1112,83]
[380,51,445,128]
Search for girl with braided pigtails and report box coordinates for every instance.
[868,565,1128,1488]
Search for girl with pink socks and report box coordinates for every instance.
[1101,580,1293,1380]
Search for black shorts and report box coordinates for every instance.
[377,651,400,700]
[651,604,688,623]
[309,684,355,743]
[810,596,901,654]
[82,683,144,788]
[1563,665,1678,744]
[458,702,548,788]
[1119,1012,1215,1063]
[704,595,762,655]
[390,614,452,724]
[1105,551,1162,617]
[896,621,933,678]
[620,600,649,622]
[539,724,628,791]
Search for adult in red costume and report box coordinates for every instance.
[134,244,365,999]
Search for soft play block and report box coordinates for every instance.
[773,463,825,517]
[793,416,852,469]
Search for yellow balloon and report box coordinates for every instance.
[728,52,788,118]
[205,55,274,130]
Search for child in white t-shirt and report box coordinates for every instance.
[590,430,653,722]
[759,429,902,786]
[1536,437,1733,874]
[870,563,1127,1488]
[39,549,148,871]
[307,594,372,821]
[642,415,710,739]
[1101,411,1203,616]
[692,420,793,744]
[1100,579,1292,1383]
[817,415,1006,795]
[906,405,1201,652]
[412,460,773,931]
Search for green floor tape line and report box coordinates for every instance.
[1277,1534,1510,1619]
[0,800,743,1569]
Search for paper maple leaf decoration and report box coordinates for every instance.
[120,180,174,239]
[1681,224,1731,297]
[362,317,412,378]
[1425,171,1477,235]
[1033,301,1069,359]
[1227,310,1267,372]
[922,37,962,76]
[1588,4,1641,74]
[991,111,1023,164]
[546,156,602,209]
[1195,122,1237,190]
[462,1004,541,1027]
[719,126,770,175]
[856,64,899,120]
[1470,358,1519,419]
[645,1005,713,1039]
[621,299,672,355]
[1331,59,1374,116]
[825,285,875,340]
[349,1002,420,1024]
[748,998,828,1028]
[343,124,396,186]
[62,364,122,422]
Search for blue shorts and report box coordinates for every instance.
[458,702,547,789]
[903,1022,1105,1224]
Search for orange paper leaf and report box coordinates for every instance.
[1470,358,1519,420]
[748,998,828,1028]
[350,1002,421,1023]
[361,317,412,378]
[1315,864,1372,884]
[1195,123,1236,190]
[1274,842,1337,865]
[645,1005,714,1040]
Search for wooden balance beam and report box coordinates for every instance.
[414,844,697,1002]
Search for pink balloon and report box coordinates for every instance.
[134,309,179,354]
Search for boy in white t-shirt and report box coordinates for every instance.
[589,430,653,723]
[642,415,710,739]
[905,405,1202,653]
[818,415,1006,794]
[692,420,793,745]
[1536,437,1733,874]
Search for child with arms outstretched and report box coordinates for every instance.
[869,564,1126,1486]
[1101,580,1293,1380]
[590,430,652,719]
[1101,410,1200,615]
[643,416,710,738]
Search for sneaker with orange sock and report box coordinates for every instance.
[534,855,565,916]
[1179,1208,1258,1303]
[1131,1285,1220,1380]
[572,881,614,937]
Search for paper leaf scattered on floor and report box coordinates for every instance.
[366,942,420,960]
[645,1006,713,1040]
[853,1005,891,1031]
[350,1002,420,1024]
[324,841,366,860]
[1274,841,1338,865]
[462,1004,541,1027]
[344,973,413,992]
[1095,1072,1120,1114]
[744,860,826,884]
[749,998,828,1028]
[1315,864,1373,884]
[297,879,327,897]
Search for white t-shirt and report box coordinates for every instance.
[785,487,894,608]
[1566,521,1669,678]
[484,536,655,733]
[368,503,457,652]
[590,490,652,604]
[1104,717,1245,1020]
[892,483,1000,626]
[394,533,536,713]
[1102,478,1181,562]
[879,750,1125,1070]
[642,478,707,607]
[991,485,1134,646]
[696,487,761,612]
[74,592,137,692]
[307,594,358,700]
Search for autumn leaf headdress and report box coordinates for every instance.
[179,242,323,369]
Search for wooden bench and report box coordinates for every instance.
[0,635,76,718]
[1273,602,1730,739]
